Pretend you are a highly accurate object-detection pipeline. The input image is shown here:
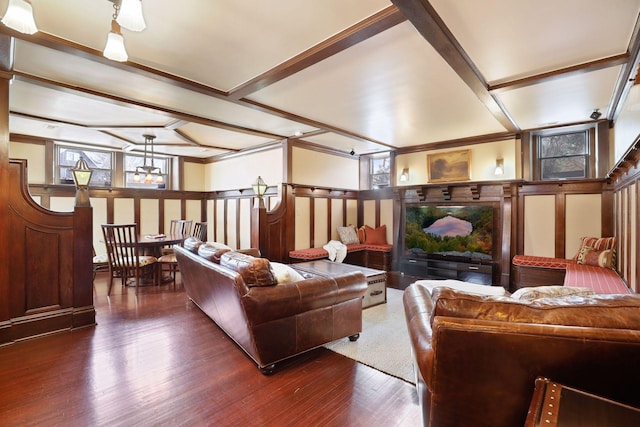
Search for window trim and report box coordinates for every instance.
[531,126,596,181]
[123,152,171,190]
[55,143,114,187]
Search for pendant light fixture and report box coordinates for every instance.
[1,0,38,34]
[133,134,164,185]
[116,0,146,32]
[103,19,128,62]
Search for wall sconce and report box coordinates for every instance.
[71,157,93,207]
[1,0,38,34]
[400,168,409,182]
[494,158,504,176]
[252,176,268,208]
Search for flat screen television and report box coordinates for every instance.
[404,205,493,261]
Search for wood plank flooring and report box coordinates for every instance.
[0,272,422,426]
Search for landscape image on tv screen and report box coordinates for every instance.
[404,205,493,260]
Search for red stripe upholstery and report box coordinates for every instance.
[512,255,573,269]
[565,263,631,294]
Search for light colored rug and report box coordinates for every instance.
[324,288,415,384]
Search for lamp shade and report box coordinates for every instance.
[252,176,267,197]
[117,0,146,32]
[103,20,128,62]
[72,158,93,188]
[1,0,37,34]
[494,158,504,176]
[400,168,409,182]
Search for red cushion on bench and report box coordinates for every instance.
[565,263,631,294]
[289,247,329,260]
[512,255,573,269]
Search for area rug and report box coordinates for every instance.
[324,288,415,384]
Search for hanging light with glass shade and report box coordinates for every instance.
[133,134,163,184]
[1,0,38,35]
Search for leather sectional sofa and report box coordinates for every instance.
[174,238,367,374]
[403,283,640,427]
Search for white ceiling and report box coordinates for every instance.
[2,0,640,159]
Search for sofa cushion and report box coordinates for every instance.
[183,236,203,253]
[364,224,387,245]
[270,262,305,284]
[430,288,640,329]
[220,251,277,287]
[577,246,613,269]
[511,285,594,300]
[337,226,360,245]
[198,243,231,263]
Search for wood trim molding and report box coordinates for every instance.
[391,0,518,132]
[228,5,406,100]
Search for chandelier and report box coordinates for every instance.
[133,134,164,184]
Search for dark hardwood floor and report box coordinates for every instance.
[0,271,422,426]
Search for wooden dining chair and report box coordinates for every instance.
[162,219,193,255]
[192,221,207,241]
[102,223,159,295]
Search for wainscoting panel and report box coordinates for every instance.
[565,194,601,258]
[226,199,238,250]
[239,198,251,249]
[523,195,556,257]
[330,199,344,241]
[294,196,311,250]
[140,199,160,236]
[164,199,182,232]
[114,198,135,224]
[314,198,329,247]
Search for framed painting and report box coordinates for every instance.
[427,149,471,183]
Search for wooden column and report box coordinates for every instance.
[73,205,95,328]
[0,35,12,344]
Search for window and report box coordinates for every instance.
[370,156,390,188]
[57,146,113,186]
[538,131,588,180]
[124,153,170,189]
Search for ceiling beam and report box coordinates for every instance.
[227,5,407,100]
[489,54,629,93]
[12,73,284,140]
[390,0,518,133]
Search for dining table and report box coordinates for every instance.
[138,233,187,257]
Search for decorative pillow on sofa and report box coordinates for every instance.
[511,285,595,301]
[198,243,231,263]
[270,262,305,284]
[572,236,616,260]
[577,246,613,269]
[357,226,366,243]
[337,226,360,245]
[364,224,387,245]
[220,251,276,287]
[183,237,204,253]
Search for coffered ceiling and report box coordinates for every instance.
[2,0,640,159]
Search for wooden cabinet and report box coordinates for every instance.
[400,257,494,285]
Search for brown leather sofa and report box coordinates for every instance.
[403,283,640,427]
[174,239,367,374]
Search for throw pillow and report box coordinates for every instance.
[511,285,595,301]
[572,236,616,260]
[337,226,360,245]
[357,226,366,244]
[577,246,613,269]
[220,251,277,287]
[198,243,230,263]
[270,262,305,284]
[364,224,387,245]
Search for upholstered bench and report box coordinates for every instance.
[512,255,631,294]
[289,243,392,271]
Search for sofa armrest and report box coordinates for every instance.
[242,272,367,325]
[403,283,436,389]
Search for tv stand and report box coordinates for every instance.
[400,257,494,285]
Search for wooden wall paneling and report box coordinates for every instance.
[309,197,315,248]
[326,198,332,242]
[375,199,381,228]
[555,193,566,258]
[224,199,229,247]
[625,186,631,282]
[502,185,514,289]
[235,198,241,249]
[73,206,95,328]
[343,199,347,226]
[0,61,11,343]
[631,181,640,292]
[44,140,54,186]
